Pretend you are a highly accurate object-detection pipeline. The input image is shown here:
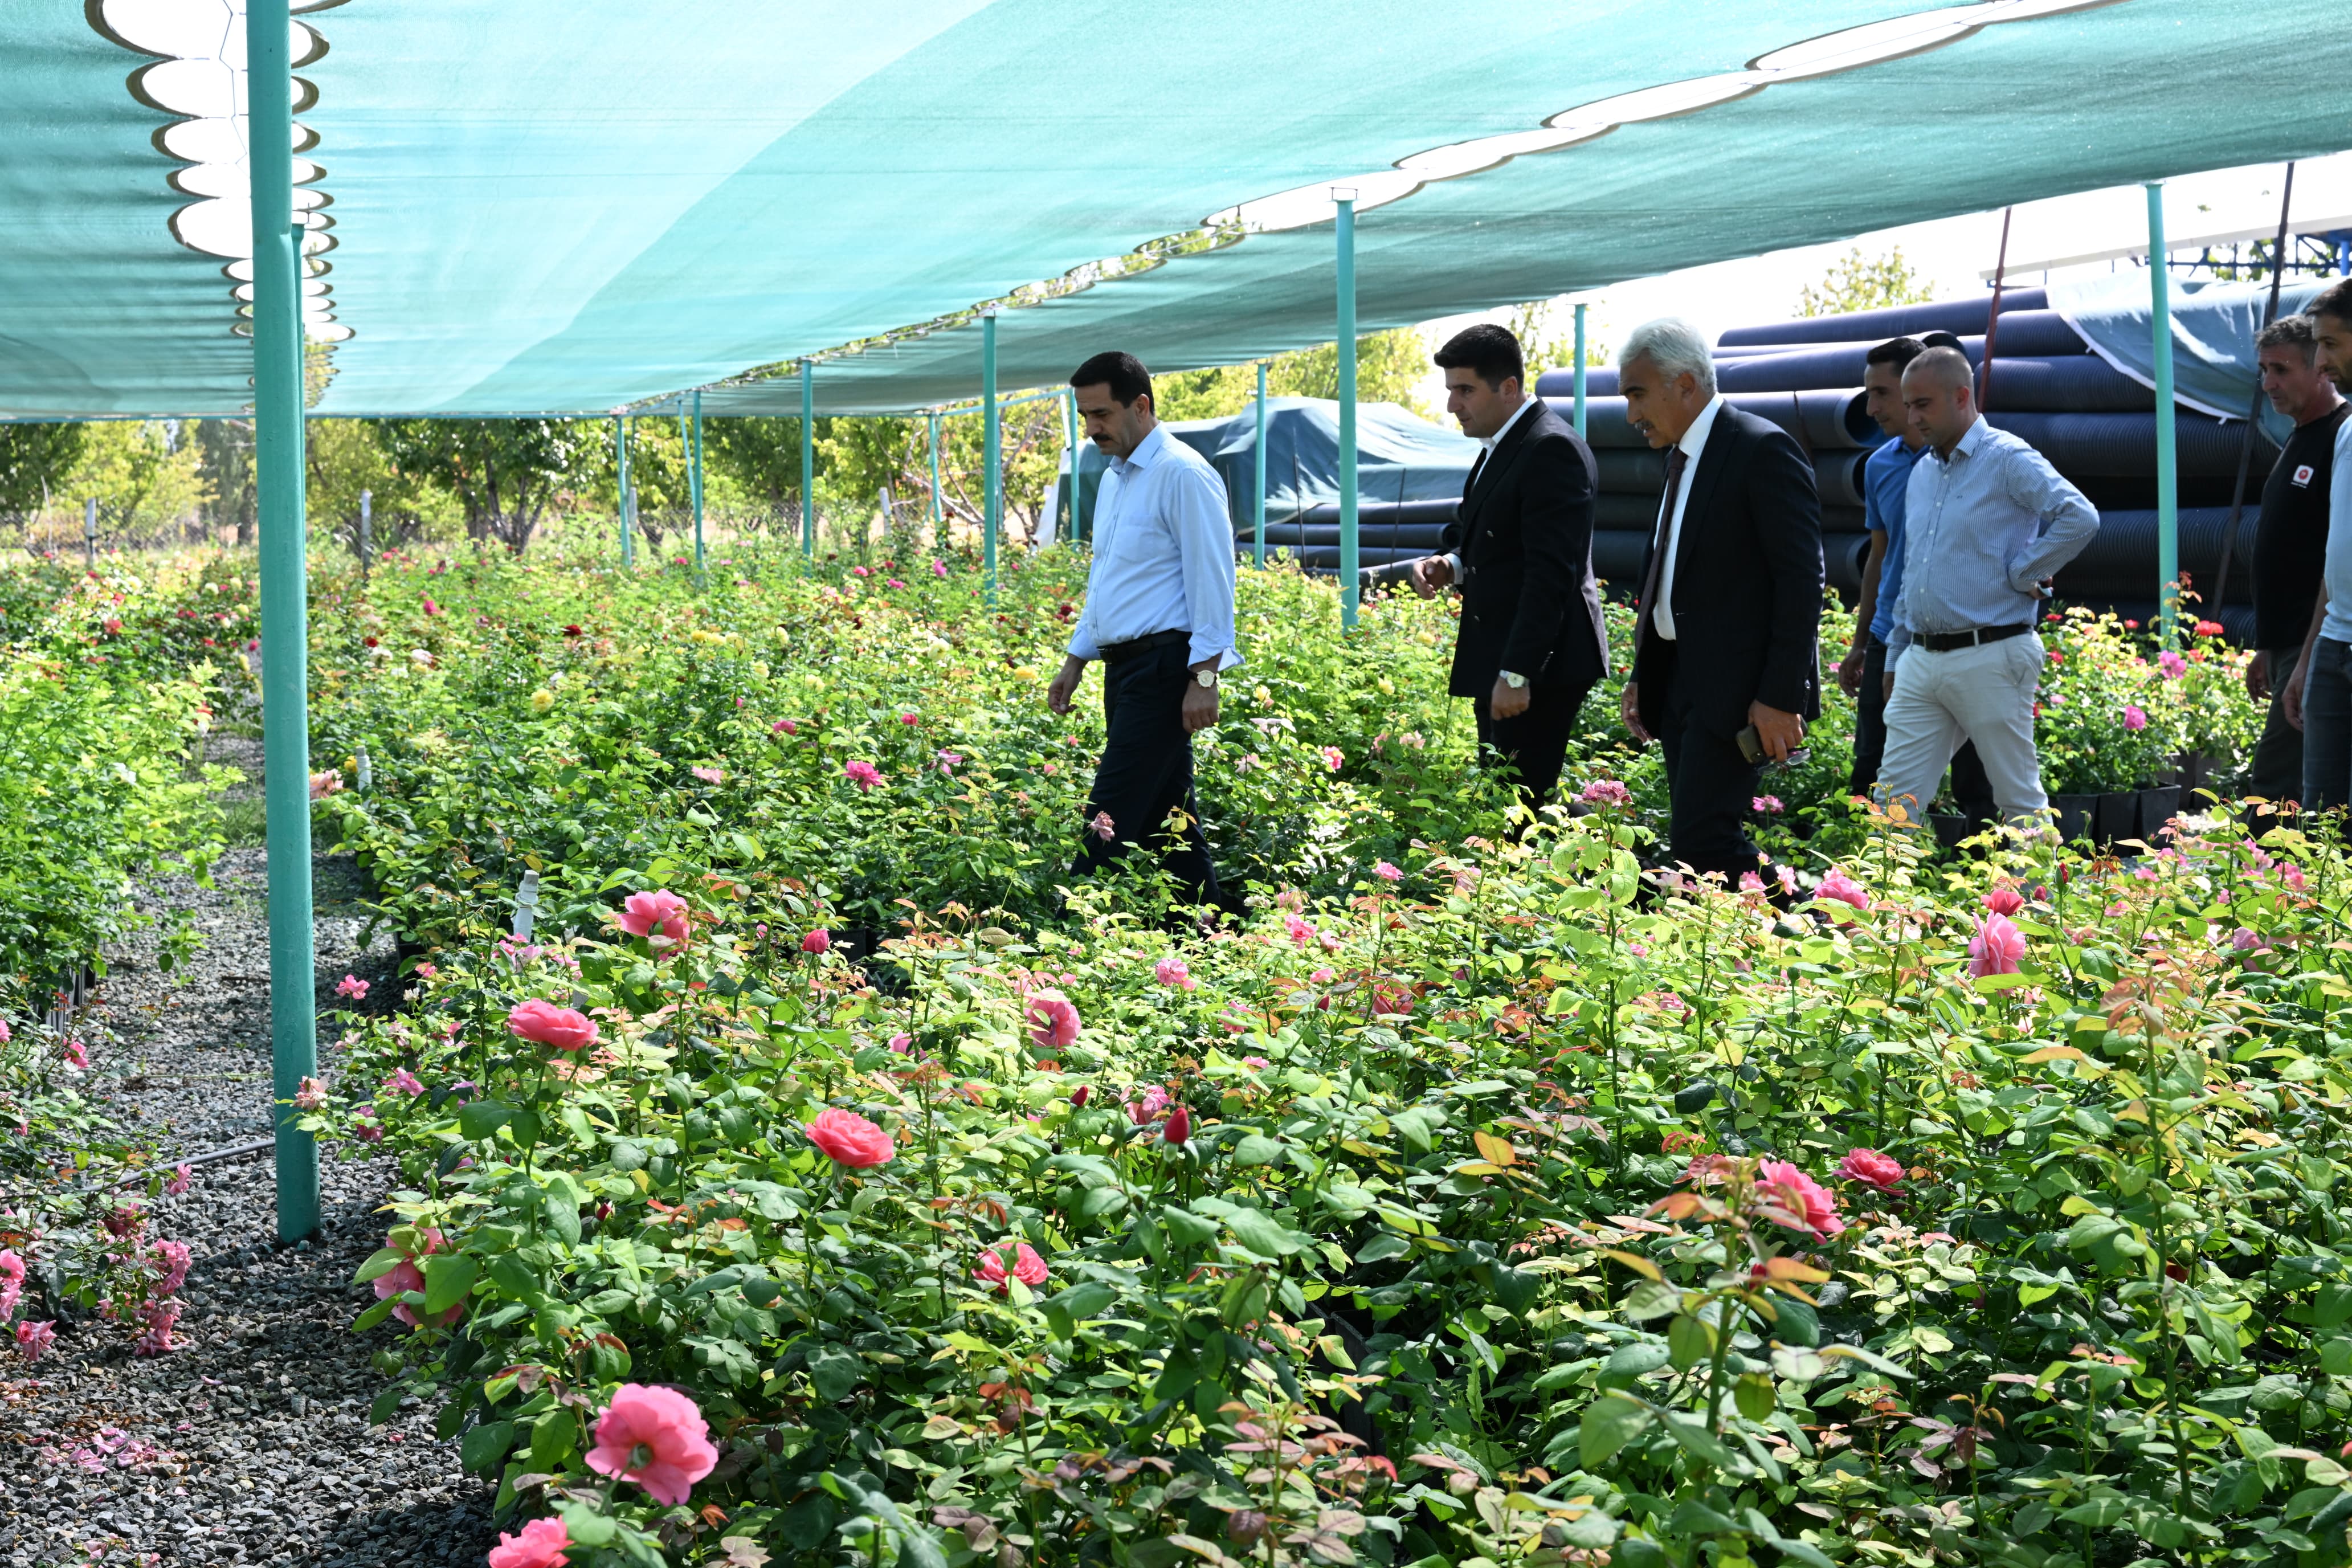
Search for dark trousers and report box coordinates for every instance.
[2247,647,2305,805]
[1474,681,1589,817]
[2302,637,2352,818]
[1073,640,1228,908]
[1853,635,1996,823]
[1658,667,1765,884]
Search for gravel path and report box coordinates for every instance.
[0,737,500,1568]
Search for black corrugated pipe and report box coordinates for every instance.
[1716,289,2050,348]
[1544,390,1878,450]
[1970,357,2154,412]
[1981,206,2013,411]
[1705,312,2088,362]
[1985,412,2265,477]
[2052,507,2242,581]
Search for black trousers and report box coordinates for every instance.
[1073,641,1228,908]
[1659,667,1765,884]
[1474,681,1589,816]
[1853,635,1996,823]
[2247,647,2304,805]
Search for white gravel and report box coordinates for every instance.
[0,737,499,1568]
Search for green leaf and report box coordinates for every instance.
[1772,1296,1820,1348]
[1232,1134,1284,1166]
[369,1385,404,1424]
[352,1247,408,1285]
[528,1408,578,1471]
[1355,1232,1411,1265]
[807,1343,863,1402]
[421,1252,479,1316]
[1667,1313,1712,1371]
[458,1100,513,1142]
[1224,1206,1310,1259]
[1733,1372,1776,1422]
[1162,1206,1220,1248]
[1660,1413,1738,1469]
[350,1297,399,1334]
[1579,1391,1653,1467]
[2060,1495,2129,1527]
[460,1420,515,1475]
[1622,1280,1681,1321]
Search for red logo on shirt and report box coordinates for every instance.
[2294,464,2316,488]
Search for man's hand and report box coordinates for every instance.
[1747,700,1804,762]
[1836,641,1867,699]
[1046,655,1085,716]
[1489,674,1530,720]
[2246,648,2271,701]
[1620,681,1651,744]
[1181,670,1220,733]
[1409,555,1454,599]
[2285,654,2309,732]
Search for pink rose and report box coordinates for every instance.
[1321,746,1344,772]
[372,1228,462,1329]
[801,928,831,955]
[1154,957,1195,990]
[1027,990,1081,1051]
[690,765,725,785]
[1089,810,1116,842]
[619,889,691,948]
[1756,1159,1844,1238]
[507,1000,599,1052]
[13,1321,55,1362]
[1751,794,1783,813]
[1579,778,1632,807]
[974,1242,1050,1292]
[1838,1148,1904,1192]
[1373,860,1403,883]
[1816,868,1869,910]
[585,1384,720,1505]
[335,974,370,1001]
[1982,885,2024,917]
[165,1163,193,1197]
[806,1107,895,1168]
[1163,1104,1193,1144]
[844,759,883,791]
[2122,705,2147,732]
[1968,913,2026,978]
[772,718,799,735]
[487,1516,571,1568]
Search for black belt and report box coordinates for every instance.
[1099,628,1189,663]
[1916,621,2032,653]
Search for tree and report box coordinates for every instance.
[1796,247,1933,318]
[703,418,809,522]
[0,424,87,522]
[1153,328,1434,422]
[64,421,208,537]
[371,419,600,553]
[191,418,254,544]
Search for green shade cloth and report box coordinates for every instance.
[4,0,2350,418]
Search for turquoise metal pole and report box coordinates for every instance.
[614,415,630,565]
[1063,386,1080,545]
[983,308,1000,606]
[248,0,318,1243]
[1573,304,1588,437]
[690,390,705,578]
[1253,361,1268,567]
[928,411,942,529]
[1335,191,1358,628]
[800,361,815,556]
[2146,182,2179,639]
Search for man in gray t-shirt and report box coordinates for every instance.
[2282,279,2352,818]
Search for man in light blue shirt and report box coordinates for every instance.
[2284,279,2352,816]
[1877,346,2098,830]
[1048,350,1242,912]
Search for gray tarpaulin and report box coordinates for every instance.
[2050,273,2328,443]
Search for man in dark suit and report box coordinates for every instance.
[1408,324,1607,815]
[1616,317,1823,883]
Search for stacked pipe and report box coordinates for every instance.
[1260,498,1452,573]
[1530,286,2271,635]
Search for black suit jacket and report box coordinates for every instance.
[1438,402,1608,701]
[1629,404,1823,738]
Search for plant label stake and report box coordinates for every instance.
[513,870,541,941]
[83,497,96,567]
[354,748,371,793]
[357,489,371,575]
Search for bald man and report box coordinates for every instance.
[1875,346,2098,832]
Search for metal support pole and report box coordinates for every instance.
[2146,182,2179,638]
[83,497,96,567]
[614,415,630,566]
[983,308,1000,606]
[800,361,815,556]
[1334,190,1359,628]
[248,0,317,1243]
[927,410,942,533]
[689,389,705,578]
[1063,387,1080,546]
[1572,304,1587,437]
[1253,361,1269,567]
[358,489,370,575]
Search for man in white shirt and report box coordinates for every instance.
[1047,351,1242,912]
[1617,317,1824,883]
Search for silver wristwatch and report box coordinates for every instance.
[1194,668,1219,689]
[1499,671,1528,689]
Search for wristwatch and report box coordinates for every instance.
[1194,668,1219,689]
[1499,671,1528,689]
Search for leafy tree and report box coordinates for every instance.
[191,418,254,544]
[1502,300,1608,382]
[0,424,88,522]
[303,419,463,553]
[1153,328,1434,422]
[371,419,600,553]
[64,421,209,537]
[1796,247,1933,318]
[703,418,810,521]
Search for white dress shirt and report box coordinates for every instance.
[1651,393,1726,642]
[1438,394,1538,582]
[1067,423,1242,670]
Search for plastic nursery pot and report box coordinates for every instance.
[2050,793,2096,846]
[2096,790,2139,845]
[1930,813,1971,851]
[2137,783,2182,841]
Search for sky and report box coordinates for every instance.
[1411,152,2352,402]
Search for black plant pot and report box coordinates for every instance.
[2051,793,2096,844]
[2096,790,2139,845]
[2137,784,2182,840]
[1930,813,1971,851]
